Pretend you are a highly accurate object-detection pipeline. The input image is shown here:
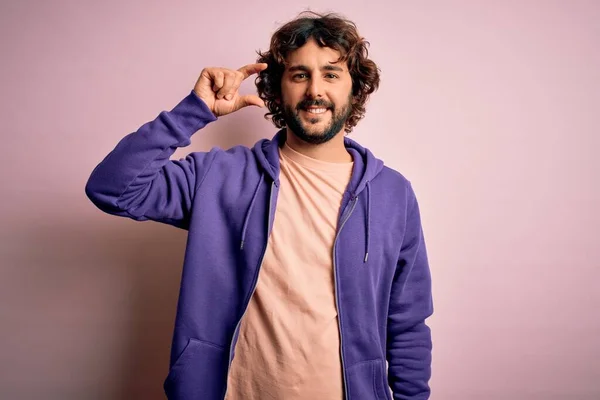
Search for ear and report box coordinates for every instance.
[350,87,359,104]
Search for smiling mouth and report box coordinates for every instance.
[302,107,329,115]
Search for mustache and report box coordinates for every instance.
[296,99,334,110]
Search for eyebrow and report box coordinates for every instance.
[287,64,345,73]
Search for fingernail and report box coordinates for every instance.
[225,94,232,100]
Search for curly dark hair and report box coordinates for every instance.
[255,11,380,134]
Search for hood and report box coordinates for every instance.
[245,129,384,263]
[252,128,384,195]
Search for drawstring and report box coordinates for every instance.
[240,174,264,250]
[241,174,371,264]
[364,181,371,263]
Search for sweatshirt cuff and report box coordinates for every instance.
[168,90,218,135]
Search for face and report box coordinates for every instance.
[280,38,354,144]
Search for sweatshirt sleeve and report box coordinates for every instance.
[84,90,218,230]
[387,181,434,399]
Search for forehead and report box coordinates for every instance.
[284,38,346,70]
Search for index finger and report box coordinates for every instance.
[237,63,268,79]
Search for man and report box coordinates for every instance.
[85,11,433,400]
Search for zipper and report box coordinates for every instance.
[333,195,359,400]
[223,180,275,398]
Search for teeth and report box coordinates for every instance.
[306,108,327,114]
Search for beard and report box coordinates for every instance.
[282,94,353,145]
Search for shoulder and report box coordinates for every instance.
[187,144,255,165]
[372,165,423,217]
[377,165,412,193]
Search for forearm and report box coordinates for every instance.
[387,319,432,399]
[85,90,216,214]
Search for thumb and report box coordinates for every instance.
[238,94,265,109]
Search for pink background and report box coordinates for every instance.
[1,1,599,399]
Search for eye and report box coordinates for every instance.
[325,73,339,79]
[293,73,308,79]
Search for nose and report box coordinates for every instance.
[305,77,323,99]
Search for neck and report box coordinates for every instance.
[285,128,352,163]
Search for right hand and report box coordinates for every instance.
[193,63,268,117]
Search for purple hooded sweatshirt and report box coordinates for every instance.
[85,90,433,400]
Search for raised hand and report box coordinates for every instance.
[193,63,268,117]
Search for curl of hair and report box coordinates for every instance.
[255,11,380,134]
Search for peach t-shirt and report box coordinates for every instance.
[225,141,354,400]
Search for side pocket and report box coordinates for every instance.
[346,359,390,400]
[163,338,228,400]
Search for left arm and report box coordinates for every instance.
[387,181,434,399]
